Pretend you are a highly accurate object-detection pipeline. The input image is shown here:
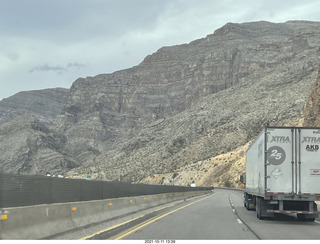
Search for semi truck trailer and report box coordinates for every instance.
[241,127,320,221]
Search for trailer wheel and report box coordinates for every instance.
[297,214,315,222]
[307,218,316,222]
[245,193,255,210]
[256,197,263,220]
[243,193,247,208]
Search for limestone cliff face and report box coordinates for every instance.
[65,21,320,182]
[1,21,320,182]
[0,114,77,175]
[0,88,68,124]
[303,66,320,127]
[0,88,73,175]
[58,21,320,146]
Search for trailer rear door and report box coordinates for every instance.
[266,128,294,194]
[299,128,320,195]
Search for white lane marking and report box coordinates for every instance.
[237,218,243,224]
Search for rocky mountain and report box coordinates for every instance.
[0,88,68,124]
[0,114,78,174]
[0,88,76,174]
[66,20,320,183]
[1,21,320,187]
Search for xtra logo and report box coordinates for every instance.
[301,137,320,144]
[270,136,290,143]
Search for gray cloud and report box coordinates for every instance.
[29,63,87,74]
[0,0,169,43]
[66,63,87,69]
[1,0,320,100]
[29,64,65,73]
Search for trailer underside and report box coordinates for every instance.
[244,193,319,221]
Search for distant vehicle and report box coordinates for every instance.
[45,173,64,178]
[190,183,197,187]
[240,127,320,221]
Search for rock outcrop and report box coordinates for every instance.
[0,114,77,175]
[0,88,68,124]
[303,65,320,127]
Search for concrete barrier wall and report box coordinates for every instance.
[0,190,211,240]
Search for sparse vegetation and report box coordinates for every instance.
[224,180,233,188]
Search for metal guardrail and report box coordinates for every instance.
[0,173,209,208]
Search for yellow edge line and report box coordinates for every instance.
[78,216,143,240]
[79,202,177,240]
[113,195,212,240]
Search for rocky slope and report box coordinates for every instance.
[0,88,68,124]
[66,21,320,183]
[1,21,320,186]
[0,88,74,174]
[0,114,78,174]
[303,65,320,127]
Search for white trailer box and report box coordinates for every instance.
[244,127,320,220]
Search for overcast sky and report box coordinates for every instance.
[1,0,320,100]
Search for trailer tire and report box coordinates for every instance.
[256,197,261,219]
[307,218,316,222]
[297,214,315,222]
[256,197,265,220]
[245,193,255,210]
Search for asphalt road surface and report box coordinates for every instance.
[81,188,320,240]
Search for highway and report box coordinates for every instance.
[79,188,320,240]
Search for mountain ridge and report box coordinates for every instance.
[1,20,320,186]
